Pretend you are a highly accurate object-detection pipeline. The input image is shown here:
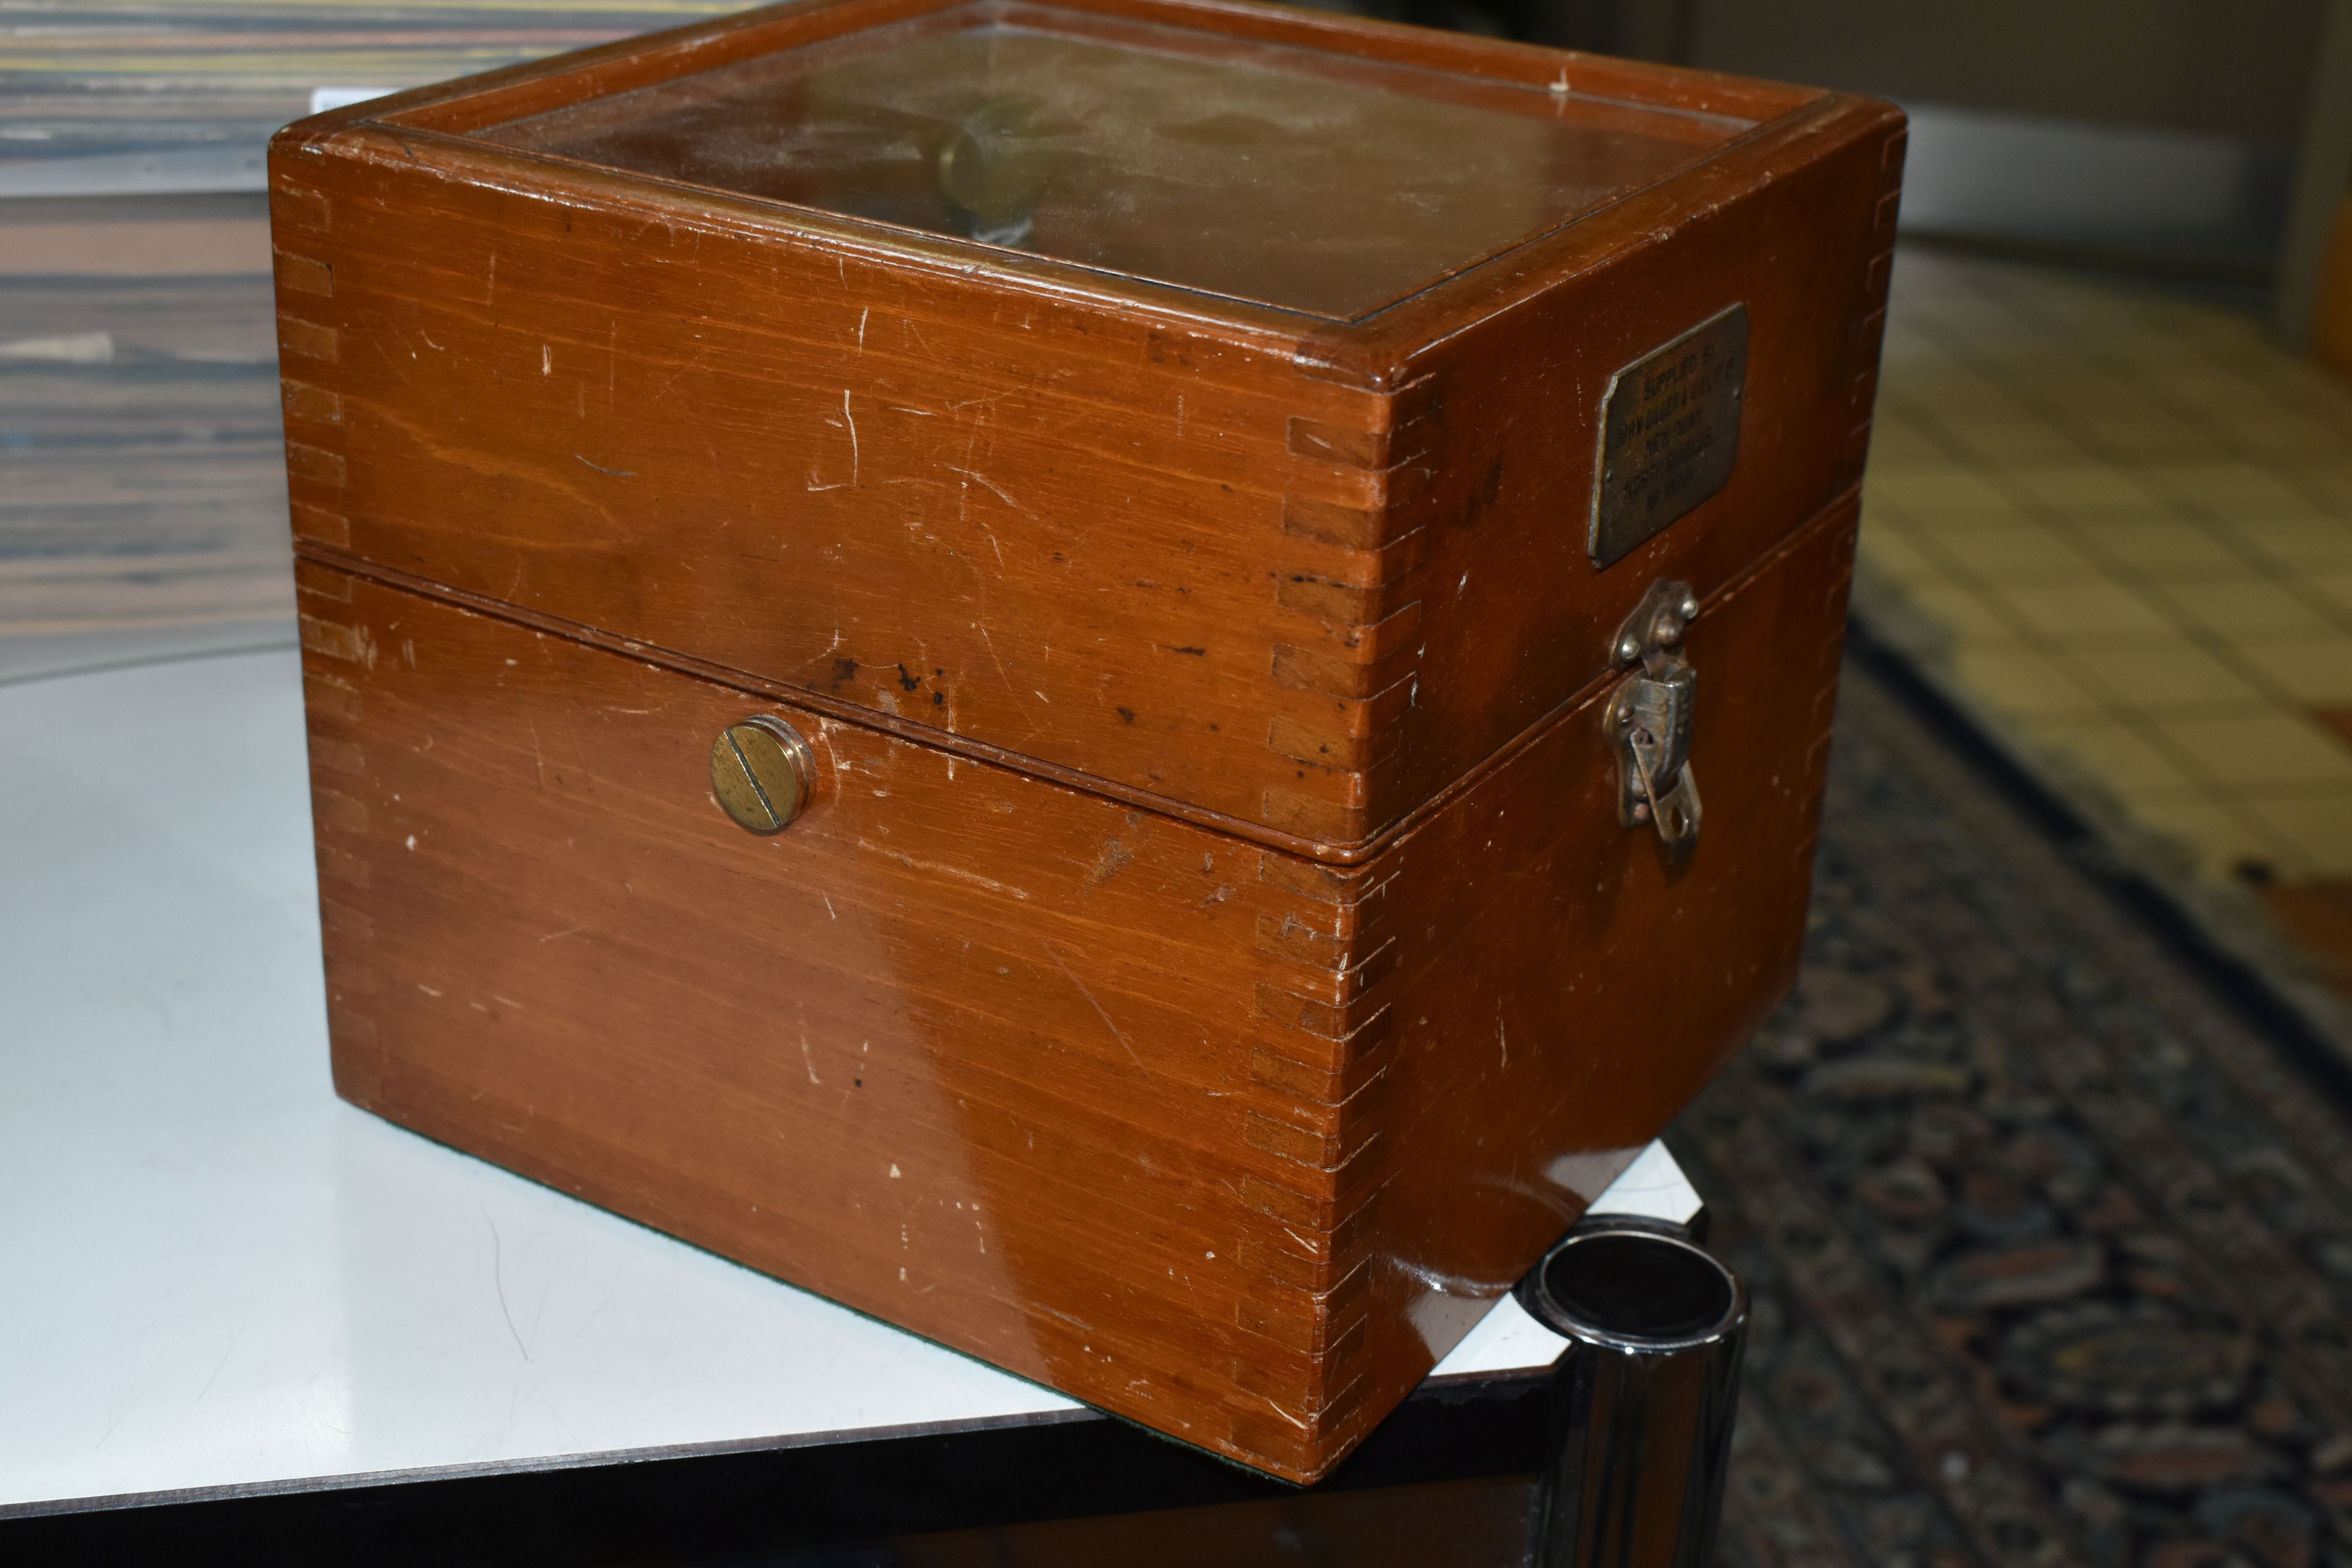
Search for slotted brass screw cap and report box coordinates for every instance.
[710,716,815,835]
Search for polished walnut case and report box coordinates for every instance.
[271,0,1902,1483]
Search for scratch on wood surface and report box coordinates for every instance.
[1253,1397,1309,1432]
[946,466,1032,515]
[974,622,1041,734]
[808,392,860,491]
[952,402,991,526]
[787,630,848,684]
[857,305,868,353]
[798,1007,821,1085]
[855,838,1028,900]
[1044,941,1141,1069]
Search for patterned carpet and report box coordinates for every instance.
[1697,661,2352,1568]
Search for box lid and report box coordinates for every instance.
[271,0,1900,860]
[468,3,1754,322]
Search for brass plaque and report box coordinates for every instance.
[1588,304,1748,569]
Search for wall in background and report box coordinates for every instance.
[1893,105,2296,277]
[1683,0,2321,143]
[1347,0,2326,277]
[1684,0,2324,276]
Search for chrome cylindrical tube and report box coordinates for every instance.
[1519,1221,1749,1568]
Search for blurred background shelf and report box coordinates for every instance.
[0,3,741,196]
[0,262,289,684]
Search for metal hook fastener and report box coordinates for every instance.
[1606,579,1702,860]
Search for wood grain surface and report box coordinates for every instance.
[278,0,1893,1482]
[297,497,1852,1482]
[267,0,1901,856]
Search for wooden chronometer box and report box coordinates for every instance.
[272,0,1902,1483]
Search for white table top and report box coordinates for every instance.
[0,648,1699,1514]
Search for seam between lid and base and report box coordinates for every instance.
[289,490,1855,869]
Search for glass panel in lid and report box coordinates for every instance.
[473,2,1757,321]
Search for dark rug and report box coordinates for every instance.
[1695,661,2352,1568]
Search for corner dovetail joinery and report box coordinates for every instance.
[1786,116,1899,867]
[292,554,388,1107]
[274,172,353,552]
[277,171,381,1094]
[1842,120,1908,475]
[1261,375,1444,846]
[1227,843,1405,1477]
[1232,374,1430,1476]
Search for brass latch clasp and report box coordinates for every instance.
[1606,579,1702,860]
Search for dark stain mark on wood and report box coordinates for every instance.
[1087,838,1136,888]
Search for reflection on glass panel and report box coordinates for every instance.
[476,5,1752,319]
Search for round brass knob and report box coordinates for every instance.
[710,716,815,835]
